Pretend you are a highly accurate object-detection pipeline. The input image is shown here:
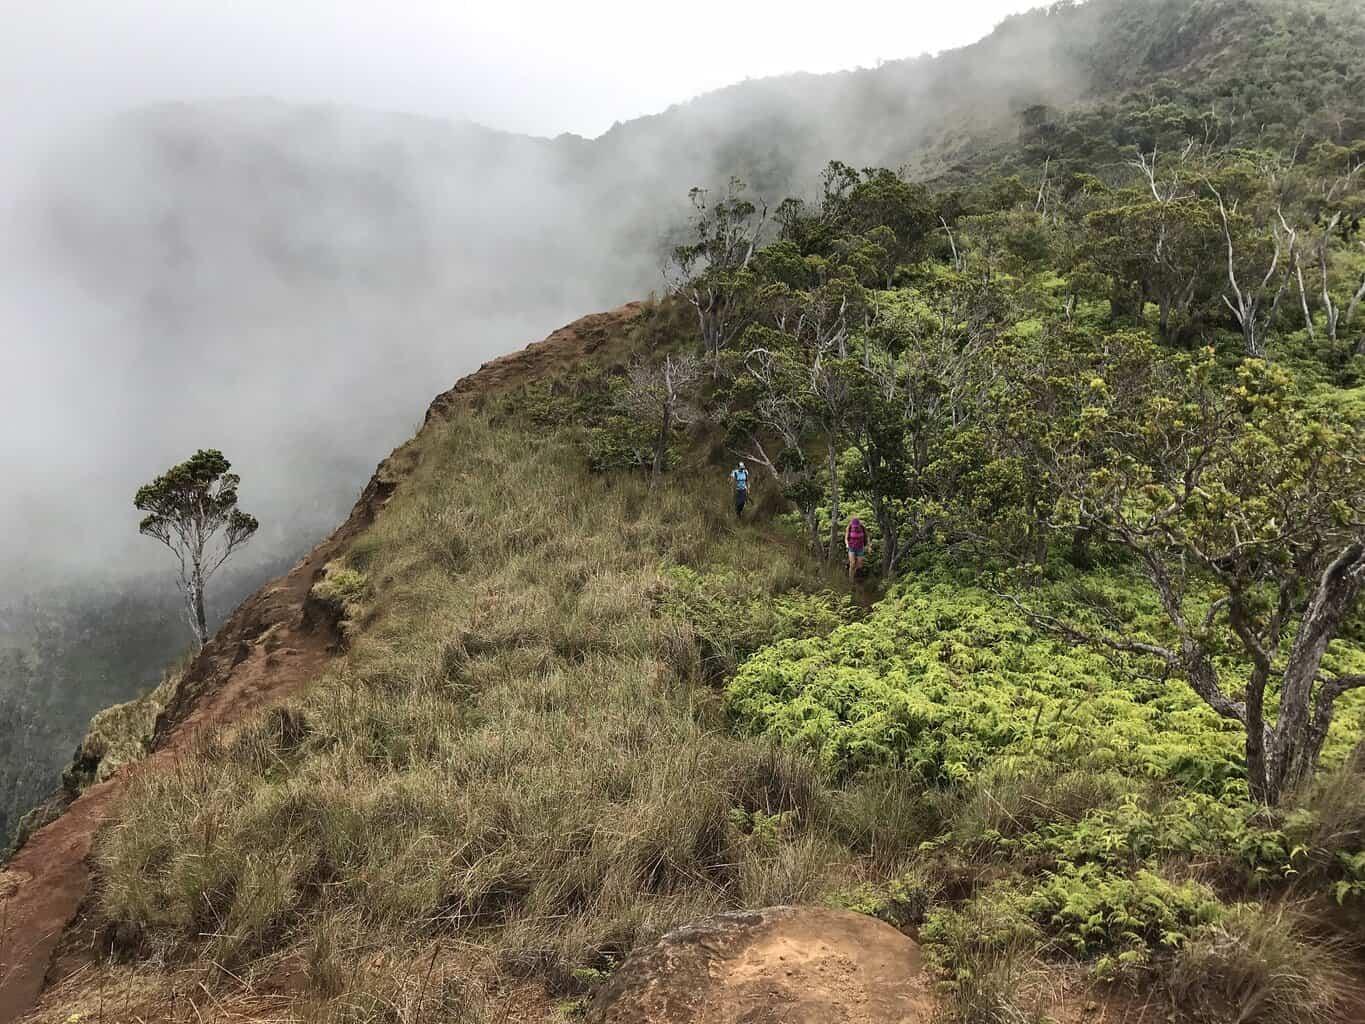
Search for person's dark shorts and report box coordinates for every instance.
[734,489,748,510]
[849,546,865,558]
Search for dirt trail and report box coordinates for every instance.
[0,304,643,1024]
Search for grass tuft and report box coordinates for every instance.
[1165,904,1350,1024]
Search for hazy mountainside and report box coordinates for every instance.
[8,0,1361,568]
[584,0,1365,192]
[0,561,289,849]
[13,0,1364,570]
[3,0,1365,905]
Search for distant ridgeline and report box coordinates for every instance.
[564,0,1365,201]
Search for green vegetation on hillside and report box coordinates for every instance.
[565,92,1365,1017]
[90,410,1365,1022]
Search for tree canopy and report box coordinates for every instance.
[134,449,258,647]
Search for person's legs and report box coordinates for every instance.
[734,490,746,518]
[848,550,856,578]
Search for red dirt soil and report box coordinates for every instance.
[590,906,936,1024]
[0,303,643,1024]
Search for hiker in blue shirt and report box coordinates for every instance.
[729,462,750,519]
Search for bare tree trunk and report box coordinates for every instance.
[826,438,842,565]
[863,485,896,579]
[1242,669,1273,802]
[1294,250,1315,342]
[1347,271,1365,326]
[1318,239,1338,342]
[802,502,822,556]
[1109,280,1139,323]
[1347,269,1365,355]
[1068,525,1094,569]
[651,402,672,485]
[940,218,962,273]
[878,502,898,579]
[1022,495,1048,572]
[1263,544,1365,801]
[1215,192,1293,359]
[188,570,209,649]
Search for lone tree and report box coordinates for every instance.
[135,449,259,648]
[1020,335,1365,805]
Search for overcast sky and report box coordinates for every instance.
[4,1,1041,141]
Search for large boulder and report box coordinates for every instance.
[590,906,934,1024]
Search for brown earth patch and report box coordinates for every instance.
[589,905,935,1024]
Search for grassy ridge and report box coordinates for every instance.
[94,414,860,1019]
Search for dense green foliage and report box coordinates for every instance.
[621,12,1365,1010]
[728,577,1250,788]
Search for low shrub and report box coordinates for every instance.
[832,768,947,863]
[921,897,1047,1024]
[310,563,371,639]
[1022,865,1223,973]
[827,869,941,928]
[941,764,1140,856]
[660,565,854,682]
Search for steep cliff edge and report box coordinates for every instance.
[0,303,643,1024]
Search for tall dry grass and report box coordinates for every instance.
[94,414,855,1011]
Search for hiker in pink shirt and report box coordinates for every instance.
[845,517,867,580]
